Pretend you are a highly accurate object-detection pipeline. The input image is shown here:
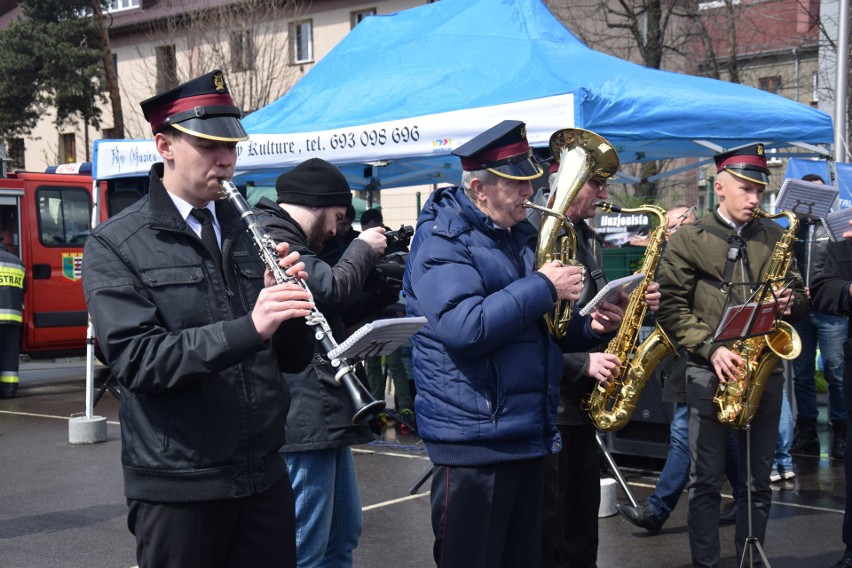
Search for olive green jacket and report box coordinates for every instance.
[655,209,807,367]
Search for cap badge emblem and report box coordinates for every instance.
[213,72,225,92]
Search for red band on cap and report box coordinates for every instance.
[460,140,530,171]
[148,92,236,133]
[716,154,767,173]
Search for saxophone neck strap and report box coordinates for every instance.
[696,220,764,289]
[589,268,607,290]
[576,220,609,292]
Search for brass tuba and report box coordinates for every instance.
[712,208,802,428]
[584,203,676,430]
[524,128,620,338]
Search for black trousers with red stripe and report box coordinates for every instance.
[430,458,544,568]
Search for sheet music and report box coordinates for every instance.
[713,300,779,342]
[578,273,645,316]
[821,207,852,242]
[328,316,427,360]
[775,178,839,218]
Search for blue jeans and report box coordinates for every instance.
[774,386,794,471]
[284,447,362,568]
[647,403,740,521]
[647,403,690,521]
[792,309,848,424]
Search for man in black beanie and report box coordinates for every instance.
[253,156,391,567]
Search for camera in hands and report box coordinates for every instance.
[384,225,414,249]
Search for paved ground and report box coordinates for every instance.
[0,359,847,567]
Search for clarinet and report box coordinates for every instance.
[219,178,385,425]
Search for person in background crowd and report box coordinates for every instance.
[617,205,741,534]
[360,208,416,430]
[811,214,852,568]
[771,388,796,481]
[360,208,383,232]
[538,150,654,568]
[790,173,848,460]
[655,144,807,567]
[403,120,615,567]
[320,204,358,265]
[82,69,315,568]
[254,157,390,568]
[0,239,25,399]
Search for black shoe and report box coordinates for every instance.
[791,418,820,456]
[719,501,736,525]
[830,559,852,568]
[832,421,847,460]
[616,502,664,535]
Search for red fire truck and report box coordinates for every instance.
[0,163,147,358]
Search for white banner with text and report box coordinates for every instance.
[93,93,574,181]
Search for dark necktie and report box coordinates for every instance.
[190,208,222,273]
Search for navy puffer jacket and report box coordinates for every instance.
[403,186,564,466]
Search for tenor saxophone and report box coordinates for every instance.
[712,208,802,428]
[583,203,676,431]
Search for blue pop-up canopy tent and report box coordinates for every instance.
[90,0,834,190]
[234,0,833,190]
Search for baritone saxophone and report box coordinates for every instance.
[712,208,802,428]
[583,203,676,431]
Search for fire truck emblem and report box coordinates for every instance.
[62,253,83,281]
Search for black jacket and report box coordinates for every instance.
[811,239,852,319]
[82,165,312,502]
[254,198,379,451]
[557,220,615,425]
[811,239,852,408]
[794,217,833,288]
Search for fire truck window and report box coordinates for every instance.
[0,200,21,258]
[37,187,92,246]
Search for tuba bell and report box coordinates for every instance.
[524,128,620,338]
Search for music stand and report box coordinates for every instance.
[712,278,793,568]
[774,177,838,220]
[93,370,120,406]
[774,178,838,288]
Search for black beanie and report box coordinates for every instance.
[275,158,352,207]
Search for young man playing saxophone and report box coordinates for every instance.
[655,145,807,567]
